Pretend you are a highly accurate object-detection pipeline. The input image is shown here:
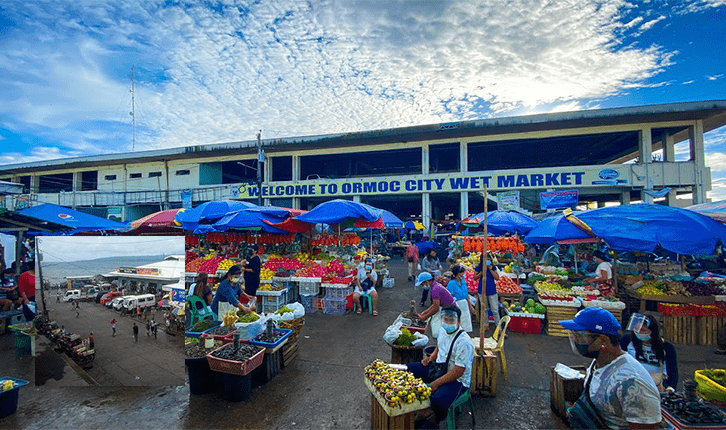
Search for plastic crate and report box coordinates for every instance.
[300,294,317,314]
[0,377,29,419]
[206,343,266,376]
[324,285,352,299]
[323,297,347,315]
[259,291,288,313]
[382,278,395,289]
[185,321,221,339]
[508,315,543,334]
[14,330,31,356]
[0,311,24,329]
[299,281,320,296]
[249,328,292,349]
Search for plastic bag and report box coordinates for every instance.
[411,332,428,347]
[468,295,477,307]
[383,321,403,344]
[287,302,305,319]
[234,313,268,340]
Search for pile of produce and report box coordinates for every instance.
[462,236,524,254]
[322,275,354,284]
[326,260,346,275]
[536,266,568,276]
[635,280,666,296]
[252,330,286,343]
[465,271,478,292]
[1,379,17,391]
[341,234,361,246]
[210,343,261,362]
[311,234,337,246]
[259,268,275,280]
[275,305,294,315]
[502,262,523,273]
[185,341,223,359]
[394,328,417,347]
[237,312,261,323]
[365,359,431,408]
[186,257,204,273]
[495,275,522,294]
[200,256,223,274]
[528,273,548,284]
[660,391,726,425]
[294,264,326,278]
[217,259,236,271]
[189,320,215,333]
[258,282,286,291]
[684,281,723,296]
[506,298,546,314]
[536,281,571,292]
[263,257,304,272]
[185,250,198,264]
[185,235,199,247]
[206,325,237,337]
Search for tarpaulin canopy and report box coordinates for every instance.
[295,199,383,225]
[130,209,183,231]
[687,200,726,223]
[525,204,726,256]
[213,207,295,234]
[461,210,539,236]
[19,203,128,234]
[175,200,257,231]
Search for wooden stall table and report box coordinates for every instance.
[627,290,714,313]
[386,343,424,365]
[365,377,430,430]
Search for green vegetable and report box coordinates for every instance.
[275,305,294,315]
[526,298,535,307]
[237,312,260,323]
[190,320,214,332]
[395,328,416,347]
[534,303,546,314]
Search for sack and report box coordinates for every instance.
[408,257,414,263]
[411,332,428,347]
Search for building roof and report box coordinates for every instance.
[1,100,725,174]
[105,254,184,283]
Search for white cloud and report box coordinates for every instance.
[706,152,726,172]
[639,15,666,31]
[708,178,726,202]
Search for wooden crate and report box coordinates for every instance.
[471,350,498,397]
[550,365,586,421]
[663,315,699,345]
[370,394,416,429]
[546,306,579,337]
[698,316,725,346]
[281,340,298,368]
[389,344,423,365]
[499,293,523,306]
[605,308,623,326]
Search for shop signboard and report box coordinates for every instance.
[540,189,579,209]
[229,164,631,199]
[107,207,123,222]
[181,189,192,209]
[117,267,160,276]
[497,191,520,210]
[171,287,186,303]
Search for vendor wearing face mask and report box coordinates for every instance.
[620,313,678,392]
[416,272,456,339]
[353,258,379,316]
[407,305,474,428]
[560,308,662,430]
[211,265,255,320]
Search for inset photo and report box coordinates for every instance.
[34,236,184,387]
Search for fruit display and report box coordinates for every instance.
[326,260,346,275]
[294,264,326,278]
[186,257,204,273]
[259,268,275,280]
[322,275,354,284]
[189,319,215,333]
[465,271,478,292]
[364,359,431,408]
[258,281,286,291]
[535,281,571,293]
[222,310,238,327]
[209,343,261,361]
[237,312,260,323]
[275,305,294,315]
[684,281,723,296]
[636,281,666,296]
[185,235,199,247]
[2,379,16,391]
[581,295,625,309]
[660,391,726,425]
[200,256,223,273]
[462,236,524,254]
[394,328,417,347]
[217,259,236,271]
[263,257,304,272]
[505,298,546,314]
[495,275,522,294]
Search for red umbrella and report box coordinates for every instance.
[130,209,184,229]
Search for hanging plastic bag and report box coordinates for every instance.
[411,332,428,347]
[286,302,305,319]
[383,321,403,344]
[235,313,268,340]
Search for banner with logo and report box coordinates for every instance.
[171,287,186,303]
[540,189,579,210]
[497,191,520,210]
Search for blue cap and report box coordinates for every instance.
[415,272,433,286]
[559,307,621,336]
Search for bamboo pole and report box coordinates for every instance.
[479,184,488,352]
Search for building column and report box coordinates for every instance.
[638,128,653,204]
[30,175,39,194]
[620,191,631,206]
[689,120,707,204]
[660,134,678,206]
[353,195,361,203]
[422,193,431,235]
[460,141,468,173]
[291,156,301,209]
[263,159,272,206]
[460,192,469,219]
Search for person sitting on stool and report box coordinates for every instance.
[407,304,475,428]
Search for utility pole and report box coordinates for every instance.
[130,66,136,152]
[37,240,48,319]
[257,130,264,206]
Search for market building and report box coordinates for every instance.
[104,255,184,295]
[0,100,724,229]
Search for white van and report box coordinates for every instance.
[124,294,156,311]
[62,290,82,302]
[114,295,136,311]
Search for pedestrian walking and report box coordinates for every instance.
[75,307,79,318]
[89,332,94,349]
[146,321,151,337]
[133,323,139,343]
[152,321,157,338]
[56,292,60,303]
[110,319,117,337]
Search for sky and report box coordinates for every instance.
[0,0,725,198]
[36,236,184,263]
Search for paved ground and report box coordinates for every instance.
[36,298,184,386]
[2,257,725,429]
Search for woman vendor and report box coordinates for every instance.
[587,250,613,295]
[191,272,213,306]
[447,265,475,333]
[620,313,678,391]
[416,272,456,339]
[210,265,255,320]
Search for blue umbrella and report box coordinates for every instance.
[213,207,292,234]
[294,199,383,225]
[19,203,129,234]
[464,210,539,236]
[175,200,256,231]
[379,210,403,228]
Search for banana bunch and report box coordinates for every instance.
[536,281,569,291]
[364,359,431,408]
[222,310,238,327]
[218,259,236,271]
[260,268,275,280]
[2,379,14,391]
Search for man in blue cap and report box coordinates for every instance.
[560,307,661,429]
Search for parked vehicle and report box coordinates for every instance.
[93,291,106,303]
[62,290,82,302]
[101,291,122,305]
[107,296,124,309]
[123,294,156,311]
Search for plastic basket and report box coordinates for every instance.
[695,369,726,403]
[206,343,266,376]
[259,291,288,313]
[323,297,347,315]
[300,294,317,314]
[201,324,237,342]
[0,377,29,419]
[185,321,222,339]
[249,328,292,349]
[14,331,31,356]
[324,285,352,299]
[299,281,320,296]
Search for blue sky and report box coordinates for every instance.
[0,0,725,197]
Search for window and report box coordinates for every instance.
[81,170,98,190]
[175,169,190,176]
[39,173,73,193]
[104,175,117,181]
[130,173,142,179]
[148,172,162,178]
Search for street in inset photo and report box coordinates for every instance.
[34,236,185,387]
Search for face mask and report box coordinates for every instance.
[442,322,458,334]
[423,285,431,291]
[569,334,600,359]
[634,332,651,342]
[230,276,240,283]
[365,265,372,270]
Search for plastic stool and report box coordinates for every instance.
[446,388,474,430]
[353,293,373,314]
